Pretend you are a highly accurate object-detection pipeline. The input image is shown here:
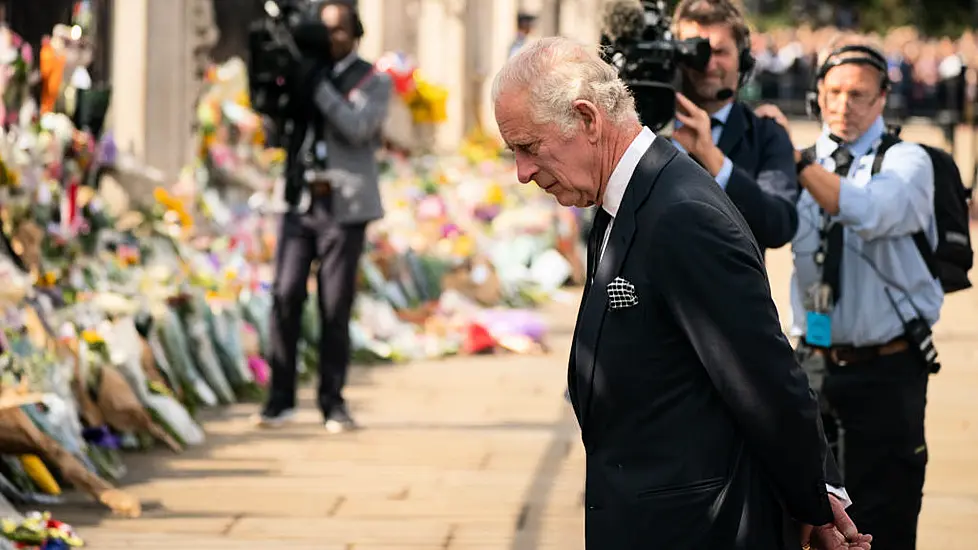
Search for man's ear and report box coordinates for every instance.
[572,99,602,143]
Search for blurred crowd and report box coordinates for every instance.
[748,25,975,123]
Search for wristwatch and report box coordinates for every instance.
[796,148,816,175]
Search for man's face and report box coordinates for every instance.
[321,4,355,61]
[495,90,600,208]
[818,62,886,141]
[676,21,741,101]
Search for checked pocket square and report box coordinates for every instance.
[607,277,639,309]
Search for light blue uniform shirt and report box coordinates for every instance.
[789,116,944,347]
[672,102,735,189]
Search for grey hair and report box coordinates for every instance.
[491,36,638,135]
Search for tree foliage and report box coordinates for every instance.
[729,0,977,37]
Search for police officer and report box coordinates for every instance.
[758,39,943,550]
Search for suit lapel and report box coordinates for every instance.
[717,102,747,158]
[572,137,678,428]
[568,219,603,423]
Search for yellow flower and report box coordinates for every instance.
[405,74,449,124]
[81,329,104,344]
[153,187,175,207]
[149,380,173,398]
[235,91,251,108]
[252,126,266,147]
[154,187,194,230]
[452,234,476,257]
[485,183,504,206]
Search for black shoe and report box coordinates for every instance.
[324,404,358,434]
[253,405,296,428]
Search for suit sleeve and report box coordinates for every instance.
[723,119,800,250]
[651,199,833,526]
[819,413,845,490]
[314,71,393,146]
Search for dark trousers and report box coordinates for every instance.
[821,350,930,550]
[265,194,366,417]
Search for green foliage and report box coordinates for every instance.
[746,0,974,37]
[854,0,916,34]
[751,12,797,33]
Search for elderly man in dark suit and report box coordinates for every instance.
[670,0,799,255]
[493,36,872,550]
[256,0,391,433]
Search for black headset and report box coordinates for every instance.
[314,0,364,38]
[806,44,891,119]
[736,28,757,91]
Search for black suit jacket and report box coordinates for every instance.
[717,102,800,254]
[569,136,835,550]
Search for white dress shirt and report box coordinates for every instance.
[671,102,735,189]
[598,126,657,260]
[332,51,359,77]
[596,125,853,509]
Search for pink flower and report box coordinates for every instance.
[20,44,33,66]
[248,356,270,386]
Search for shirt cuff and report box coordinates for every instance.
[836,178,869,225]
[715,156,733,189]
[826,484,852,509]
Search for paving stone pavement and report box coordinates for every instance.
[50,121,978,549]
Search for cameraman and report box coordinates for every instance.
[257,0,392,433]
[670,0,800,255]
[756,38,943,550]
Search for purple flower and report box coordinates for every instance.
[83,425,121,449]
[98,132,117,166]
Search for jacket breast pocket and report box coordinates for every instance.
[600,276,649,324]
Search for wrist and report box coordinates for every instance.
[701,145,726,176]
[795,148,815,175]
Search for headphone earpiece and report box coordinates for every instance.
[738,47,755,81]
[350,10,364,38]
[736,32,756,92]
[806,90,821,119]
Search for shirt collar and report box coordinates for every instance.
[711,102,735,125]
[673,101,735,130]
[333,51,359,76]
[602,126,657,218]
[815,115,886,158]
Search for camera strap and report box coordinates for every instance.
[333,59,376,99]
[299,59,379,190]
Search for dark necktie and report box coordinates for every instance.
[821,143,854,305]
[587,208,613,286]
[710,117,722,128]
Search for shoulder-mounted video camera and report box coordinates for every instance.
[600,0,712,131]
[247,0,333,125]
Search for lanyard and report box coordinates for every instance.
[812,136,885,272]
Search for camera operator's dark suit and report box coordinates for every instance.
[712,102,800,255]
[674,101,800,256]
[265,54,392,420]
